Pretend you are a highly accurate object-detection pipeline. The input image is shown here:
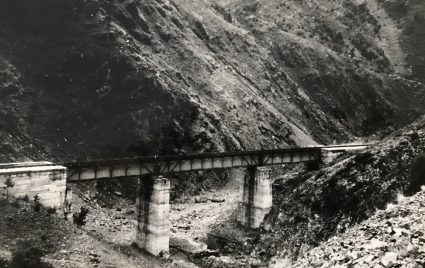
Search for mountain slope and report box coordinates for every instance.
[0,0,424,161]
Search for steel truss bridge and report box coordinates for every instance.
[62,144,368,182]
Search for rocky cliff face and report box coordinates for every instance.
[0,0,424,161]
[293,187,425,268]
[249,116,425,262]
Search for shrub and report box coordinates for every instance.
[9,245,44,268]
[46,207,56,215]
[33,195,41,212]
[22,194,30,202]
[407,154,425,195]
[4,176,14,200]
[73,207,89,225]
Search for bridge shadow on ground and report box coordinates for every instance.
[0,196,74,265]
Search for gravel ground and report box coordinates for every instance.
[291,188,425,268]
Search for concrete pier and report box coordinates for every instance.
[0,162,67,208]
[135,175,170,256]
[237,166,273,228]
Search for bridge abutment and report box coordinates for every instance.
[237,166,273,228]
[135,175,170,256]
[0,163,67,208]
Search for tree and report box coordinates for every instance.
[33,195,41,212]
[4,176,15,200]
[73,206,89,225]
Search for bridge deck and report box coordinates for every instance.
[0,145,368,182]
[64,147,326,182]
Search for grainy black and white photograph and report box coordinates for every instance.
[0,0,425,267]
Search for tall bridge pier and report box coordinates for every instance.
[237,166,273,228]
[135,175,171,256]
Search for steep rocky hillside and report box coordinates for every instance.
[250,115,425,263]
[293,188,425,267]
[377,0,425,83]
[0,0,424,161]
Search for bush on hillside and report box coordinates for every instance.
[22,194,30,202]
[9,245,46,268]
[33,195,41,212]
[46,207,56,215]
[73,207,89,226]
[4,176,14,200]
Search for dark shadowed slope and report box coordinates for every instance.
[0,0,424,161]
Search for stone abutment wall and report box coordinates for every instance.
[0,163,67,208]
